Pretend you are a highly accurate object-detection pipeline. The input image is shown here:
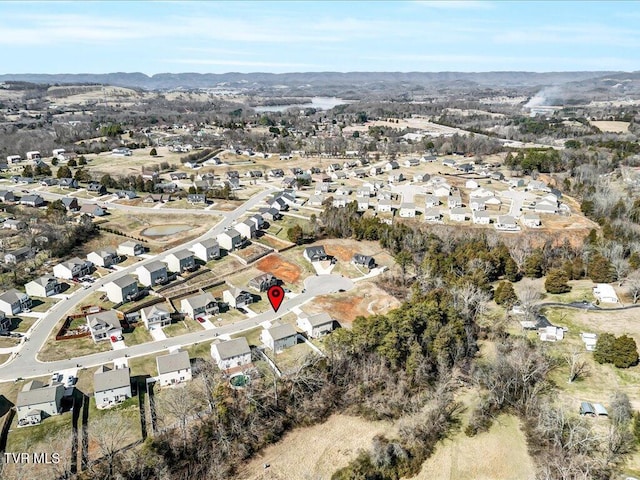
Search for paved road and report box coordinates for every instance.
[0,186,277,382]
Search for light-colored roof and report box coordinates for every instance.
[167,249,193,260]
[182,292,216,310]
[266,323,297,341]
[0,288,28,303]
[87,310,121,331]
[156,350,191,374]
[212,337,251,360]
[194,238,219,249]
[305,313,333,327]
[138,260,166,273]
[26,276,57,287]
[109,274,137,289]
[498,215,516,225]
[17,383,61,407]
[119,240,142,248]
[94,367,130,392]
[142,304,170,318]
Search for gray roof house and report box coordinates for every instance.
[261,324,297,352]
[156,350,192,387]
[248,273,279,292]
[53,257,93,280]
[235,219,257,239]
[19,194,45,207]
[217,229,243,251]
[0,190,15,202]
[297,312,334,338]
[352,254,375,269]
[117,240,145,257]
[4,246,35,264]
[141,304,171,329]
[94,366,132,409]
[87,310,122,343]
[135,261,168,287]
[87,248,119,268]
[223,287,253,309]
[303,245,328,263]
[210,337,252,371]
[0,289,31,316]
[25,276,61,298]
[61,197,79,211]
[163,250,196,273]
[190,239,220,262]
[16,380,65,426]
[104,275,139,304]
[180,292,219,319]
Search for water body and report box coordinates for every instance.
[254,96,349,113]
[141,224,192,237]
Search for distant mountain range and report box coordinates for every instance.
[0,71,633,91]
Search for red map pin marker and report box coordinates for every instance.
[267,285,285,312]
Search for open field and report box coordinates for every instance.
[257,253,303,284]
[39,333,112,361]
[590,120,630,133]
[413,414,535,480]
[237,414,397,480]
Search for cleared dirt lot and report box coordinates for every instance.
[237,414,396,480]
[257,253,303,284]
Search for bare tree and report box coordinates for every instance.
[519,279,542,322]
[564,346,588,383]
[88,410,134,479]
[626,271,640,304]
[156,383,207,448]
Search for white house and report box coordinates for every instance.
[303,245,328,262]
[25,276,61,298]
[163,250,196,273]
[156,350,192,387]
[424,195,439,208]
[399,203,416,218]
[53,257,93,280]
[424,208,442,222]
[297,312,334,338]
[539,326,565,342]
[235,219,257,239]
[117,241,145,257]
[0,289,31,316]
[180,292,219,318]
[104,275,139,304]
[447,194,462,209]
[593,284,619,303]
[141,304,171,329]
[357,199,370,212]
[87,310,122,343]
[261,324,297,352]
[433,185,451,197]
[465,179,479,189]
[469,198,487,211]
[384,161,399,171]
[135,261,168,287]
[190,239,221,262]
[522,213,542,228]
[87,248,119,268]
[16,380,64,426]
[495,215,519,231]
[94,366,132,409]
[472,210,491,225]
[449,207,468,222]
[210,338,252,371]
[377,199,393,212]
[223,287,253,309]
[217,229,243,251]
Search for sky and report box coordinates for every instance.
[1,1,640,74]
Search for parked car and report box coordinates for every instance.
[196,316,205,323]
[51,373,62,383]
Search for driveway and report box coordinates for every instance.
[313,261,335,275]
[111,339,127,350]
[149,327,167,341]
[198,318,216,330]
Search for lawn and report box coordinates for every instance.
[163,317,202,337]
[128,353,160,377]
[10,316,36,333]
[122,325,153,346]
[30,297,59,313]
[38,335,111,362]
[0,337,20,348]
[7,407,73,451]
[232,327,263,347]
[273,342,315,374]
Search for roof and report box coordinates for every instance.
[227,287,250,298]
[142,304,170,318]
[194,238,219,249]
[353,253,374,264]
[94,367,131,393]
[90,247,117,258]
[156,350,191,375]
[167,249,193,260]
[450,207,468,215]
[17,383,61,408]
[21,194,43,203]
[304,245,327,258]
[266,323,297,341]
[498,215,516,225]
[305,312,333,327]
[119,240,142,249]
[400,203,415,209]
[109,274,137,289]
[138,260,166,273]
[26,275,57,287]
[182,292,216,310]
[87,310,121,331]
[212,337,251,360]
[220,228,241,239]
[0,288,27,303]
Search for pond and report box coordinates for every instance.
[141,224,192,237]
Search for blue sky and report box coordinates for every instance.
[1,1,639,74]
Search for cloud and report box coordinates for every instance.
[163,58,321,69]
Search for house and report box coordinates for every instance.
[270,197,289,211]
[6,155,21,164]
[539,325,564,342]
[180,292,219,318]
[433,185,452,197]
[469,198,487,211]
[399,203,416,218]
[0,289,31,315]
[330,171,347,181]
[141,304,171,329]
[53,257,93,280]
[508,178,525,188]
[104,275,139,304]
[143,194,172,203]
[3,219,25,231]
[413,173,430,183]
[593,284,619,303]
[156,350,192,387]
[170,172,188,180]
[490,171,505,181]
[352,253,375,269]
[314,182,331,195]
[87,310,122,342]
[16,380,64,426]
[79,204,106,217]
[259,208,281,222]
[116,190,137,200]
[472,210,491,225]
[60,197,79,211]
[297,312,334,338]
[268,169,284,178]
[327,163,342,173]
[335,186,351,196]
[424,208,442,222]
[447,194,463,209]
[384,161,399,171]
[217,229,243,251]
[261,324,297,352]
[249,214,265,230]
[163,250,196,273]
[581,332,598,351]
[404,158,420,167]
[377,199,393,212]
[303,245,328,262]
[0,190,15,202]
[357,198,369,211]
[465,179,479,189]
[211,338,252,371]
[187,194,207,205]
[580,402,596,417]
[87,248,119,268]
[450,207,468,222]
[25,276,60,298]
[457,163,473,173]
[25,151,41,160]
[534,201,557,214]
[190,239,220,262]
[235,219,257,239]
[593,403,608,417]
[369,166,382,176]
[19,194,45,207]
[332,197,347,208]
[111,148,132,157]
[58,178,78,189]
[528,180,550,193]
[495,215,519,231]
[248,273,279,292]
[135,261,168,287]
[87,182,107,195]
[117,240,145,257]
[442,159,456,168]
[4,246,34,264]
[356,187,372,198]
[522,213,542,228]
[223,287,253,309]
[421,155,437,163]
[424,195,439,208]
[94,366,132,409]
[388,173,405,183]
[308,194,324,207]
[0,313,10,334]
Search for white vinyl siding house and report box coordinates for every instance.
[261,324,297,352]
[190,239,221,262]
[141,304,171,329]
[135,261,168,287]
[104,275,139,304]
[297,313,334,338]
[94,366,132,409]
[16,380,64,426]
[156,350,192,387]
[163,250,196,273]
[211,338,252,370]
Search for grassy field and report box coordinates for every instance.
[163,317,203,337]
[11,316,37,333]
[122,324,153,346]
[0,336,20,348]
[38,335,112,361]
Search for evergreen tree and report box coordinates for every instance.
[524,250,545,278]
[544,269,571,294]
[594,333,617,365]
[56,165,72,179]
[589,254,614,283]
[494,281,517,306]
[613,335,639,368]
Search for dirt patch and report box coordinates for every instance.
[234,243,273,264]
[305,280,402,323]
[324,244,357,262]
[238,414,396,480]
[590,120,630,133]
[257,254,303,284]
